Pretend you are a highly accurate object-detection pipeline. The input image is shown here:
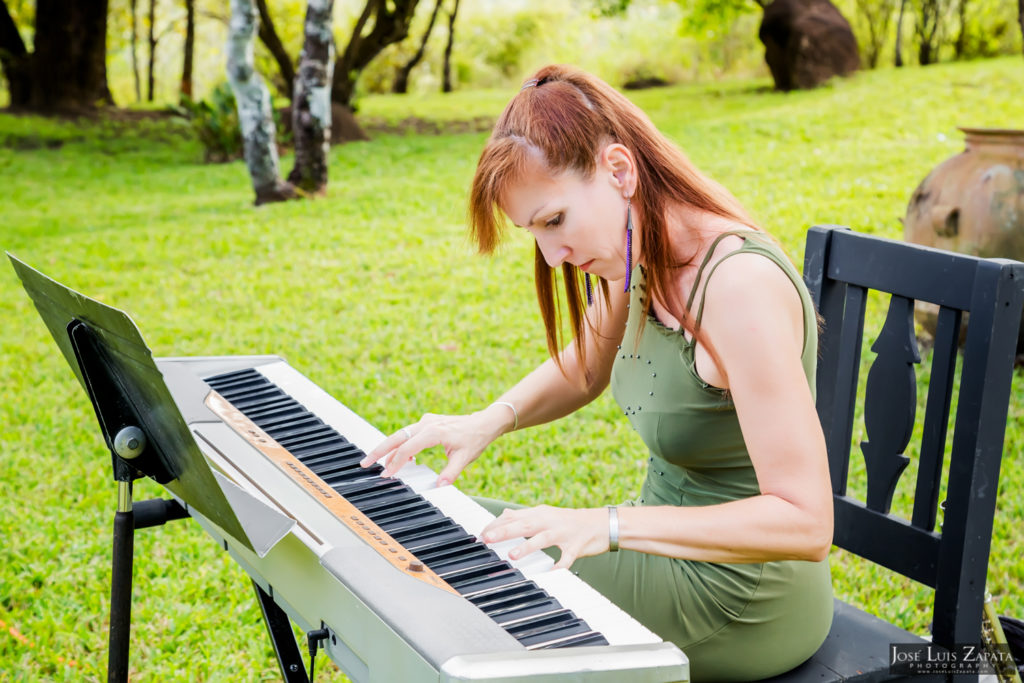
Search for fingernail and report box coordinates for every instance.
[359,458,368,468]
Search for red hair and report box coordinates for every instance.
[469,65,756,373]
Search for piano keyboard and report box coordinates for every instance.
[203,366,609,651]
[157,355,689,682]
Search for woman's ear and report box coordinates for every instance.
[601,143,636,196]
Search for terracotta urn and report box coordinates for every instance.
[903,127,1024,359]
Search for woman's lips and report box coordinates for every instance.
[579,259,595,272]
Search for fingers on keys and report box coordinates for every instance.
[361,425,417,470]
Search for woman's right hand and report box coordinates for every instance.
[359,403,516,486]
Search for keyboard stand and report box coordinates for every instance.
[63,317,190,682]
[255,581,312,683]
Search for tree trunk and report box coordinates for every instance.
[855,0,894,69]
[393,0,442,94]
[287,0,335,195]
[954,0,967,59]
[1018,0,1023,57]
[31,0,113,110]
[227,0,296,205]
[147,0,157,100]
[894,0,907,65]
[0,0,31,106]
[131,0,141,102]
[915,0,940,65]
[441,0,458,92]
[332,0,421,108]
[181,0,196,101]
[255,0,295,100]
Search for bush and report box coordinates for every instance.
[174,82,244,163]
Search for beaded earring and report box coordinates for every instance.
[585,273,593,306]
[624,197,633,292]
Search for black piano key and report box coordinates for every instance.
[467,581,541,608]
[207,373,267,391]
[295,443,362,463]
[306,458,366,479]
[358,493,423,517]
[450,567,526,595]
[473,586,551,614]
[218,384,283,401]
[424,548,500,574]
[544,632,609,649]
[228,388,288,409]
[290,441,359,462]
[259,414,323,434]
[324,473,381,490]
[409,535,479,561]
[331,476,403,499]
[399,527,472,552]
[365,500,436,526]
[488,597,563,625]
[203,368,611,650]
[357,491,422,515]
[375,508,445,533]
[205,367,261,385]
[520,623,594,649]
[443,561,523,589]
[244,401,306,421]
[509,612,591,647]
[275,426,339,448]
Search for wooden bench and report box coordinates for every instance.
[764,225,1024,683]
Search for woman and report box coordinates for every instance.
[361,64,833,682]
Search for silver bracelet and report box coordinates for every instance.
[492,401,518,431]
[607,505,619,552]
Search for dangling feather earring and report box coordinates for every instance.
[585,273,593,306]
[624,197,633,292]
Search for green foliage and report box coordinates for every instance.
[171,82,292,163]
[172,82,243,162]
[1,57,1023,680]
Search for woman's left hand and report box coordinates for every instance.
[480,505,610,570]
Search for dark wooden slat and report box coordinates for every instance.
[932,260,1024,647]
[827,230,979,310]
[833,497,941,587]
[911,306,960,531]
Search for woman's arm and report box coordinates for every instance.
[363,282,630,484]
[483,253,833,568]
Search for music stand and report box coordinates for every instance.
[8,254,258,681]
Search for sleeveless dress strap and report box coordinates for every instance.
[687,230,765,329]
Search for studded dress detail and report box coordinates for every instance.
[570,230,833,682]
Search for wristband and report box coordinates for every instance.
[607,505,619,552]
[492,401,518,431]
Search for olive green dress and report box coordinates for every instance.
[478,230,833,682]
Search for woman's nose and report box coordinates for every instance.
[536,234,570,268]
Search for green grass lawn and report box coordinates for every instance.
[2,57,1023,681]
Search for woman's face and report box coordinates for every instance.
[502,146,633,283]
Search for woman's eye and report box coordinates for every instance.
[545,213,563,227]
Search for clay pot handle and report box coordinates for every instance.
[930,204,960,238]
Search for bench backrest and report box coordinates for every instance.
[802,225,1024,648]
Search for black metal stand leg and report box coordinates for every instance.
[108,481,134,683]
[253,581,310,683]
